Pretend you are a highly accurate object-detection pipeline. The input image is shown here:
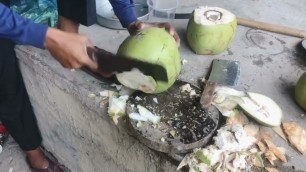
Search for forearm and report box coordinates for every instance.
[0,3,47,48]
[109,0,137,28]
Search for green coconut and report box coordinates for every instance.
[187,6,237,55]
[116,27,181,94]
[295,72,306,110]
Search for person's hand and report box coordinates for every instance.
[44,28,97,70]
[128,20,180,47]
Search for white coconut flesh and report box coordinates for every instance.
[194,7,236,25]
[116,68,157,93]
[238,92,282,127]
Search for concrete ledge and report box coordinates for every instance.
[16,46,177,172]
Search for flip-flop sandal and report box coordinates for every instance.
[27,157,64,172]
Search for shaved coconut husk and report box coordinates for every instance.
[264,150,277,165]
[272,126,288,142]
[117,28,181,93]
[214,124,256,152]
[108,93,128,124]
[277,147,286,155]
[259,127,273,140]
[137,105,161,124]
[238,92,282,127]
[244,124,260,137]
[257,141,268,153]
[212,86,245,116]
[264,139,287,163]
[232,153,247,169]
[226,110,249,125]
[129,113,148,122]
[282,122,306,154]
[116,68,157,93]
[119,86,135,96]
[247,153,264,167]
[265,167,279,172]
[187,6,237,55]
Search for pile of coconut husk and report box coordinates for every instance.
[176,86,306,172]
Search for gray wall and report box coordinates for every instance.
[16,47,177,172]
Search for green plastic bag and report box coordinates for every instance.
[10,0,58,27]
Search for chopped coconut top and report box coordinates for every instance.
[193,6,236,25]
[116,68,157,93]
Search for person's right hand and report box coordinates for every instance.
[44,28,97,70]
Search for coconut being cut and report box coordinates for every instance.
[187,6,237,55]
[116,27,181,94]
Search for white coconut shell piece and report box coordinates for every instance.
[282,122,306,154]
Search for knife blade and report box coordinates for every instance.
[200,59,241,109]
[87,46,168,82]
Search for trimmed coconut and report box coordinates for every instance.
[295,72,306,110]
[187,6,237,55]
[116,28,181,93]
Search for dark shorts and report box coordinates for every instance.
[0,39,42,151]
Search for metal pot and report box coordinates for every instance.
[96,0,149,30]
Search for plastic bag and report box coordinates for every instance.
[10,0,58,27]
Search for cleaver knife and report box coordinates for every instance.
[200,59,241,109]
[87,46,168,82]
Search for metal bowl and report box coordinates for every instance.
[96,0,149,30]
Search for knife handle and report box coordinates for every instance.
[200,81,217,109]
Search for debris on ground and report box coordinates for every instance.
[129,105,161,124]
[108,93,129,124]
[226,110,249,125]
[265,167,279,172]
[177,124,257,172]
[182,59,188,65]
[272,126,288,142]
[111,83,123,91]
[282,122,306,154]
[87,93,96,99]
[176,86,292,171]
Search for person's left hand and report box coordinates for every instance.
[128,20,180,47]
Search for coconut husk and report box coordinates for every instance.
[257,141,267,153]
[272,126,288,142]
[244,124,260,137]
[264,150,277,165]
[226,110,249,125]
[282,122,306,154]
[265,167,279,172]
[247,153,264,168]
[264,139,287,163]
[259,127,273,140]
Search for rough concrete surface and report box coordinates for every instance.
[0,0,306,171]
